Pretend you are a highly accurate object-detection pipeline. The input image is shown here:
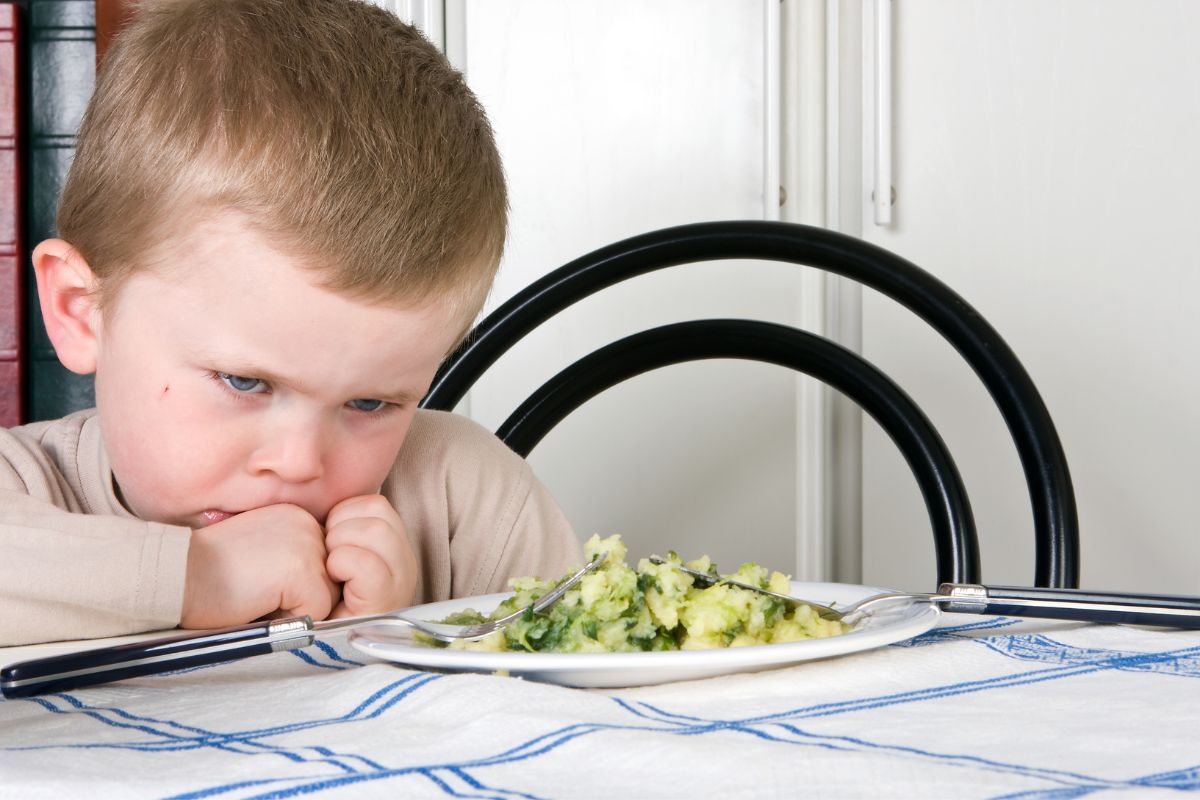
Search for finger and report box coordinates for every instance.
[278,571,338,622]
[325,516,405,567]
[326,543,383,584]
[327,544,393,614]
[325,493,398,530]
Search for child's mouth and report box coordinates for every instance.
[200,510,235,525]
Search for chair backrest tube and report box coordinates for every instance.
[495,320,981,586]
[424,221,1078,588]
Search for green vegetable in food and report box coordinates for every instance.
[428,534,847,654]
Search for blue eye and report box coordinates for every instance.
[217,372,266,393]
[348,398,386,412]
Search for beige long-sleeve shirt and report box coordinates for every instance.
[0,408,581,646]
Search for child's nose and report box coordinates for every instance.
[247,423,326,484]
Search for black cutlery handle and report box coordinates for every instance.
[0,618,314,698]
[939,584,1200,628]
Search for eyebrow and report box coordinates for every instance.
[207,358,422,405]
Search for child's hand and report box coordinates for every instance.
[181,504,340,629]
[324,494,418,618]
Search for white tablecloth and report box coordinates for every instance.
[2,614,1198,798]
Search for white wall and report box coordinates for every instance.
[455,1,809,574]
[854,0,1200,593]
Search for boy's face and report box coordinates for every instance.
[91,213,464,530]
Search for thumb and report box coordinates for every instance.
[278,570,339,621]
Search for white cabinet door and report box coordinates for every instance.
[450,1,815,573]
[855,1,1200,592]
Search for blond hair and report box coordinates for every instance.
[58,0,506,326]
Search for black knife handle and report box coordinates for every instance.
[1,617,314,698]
[939,584,1200,628]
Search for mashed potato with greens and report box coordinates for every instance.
[433,534,846,653]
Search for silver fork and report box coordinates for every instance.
[1,552,607,698]
[650,557,1200,628]
[349,550,608,642]
[648,557,850,622]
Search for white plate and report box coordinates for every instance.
[348,581,939,688]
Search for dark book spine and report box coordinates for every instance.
[22,0,95,421]
[0,3,20,427]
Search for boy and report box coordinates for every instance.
[0,0,581,646]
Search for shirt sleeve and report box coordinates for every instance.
[389,410,583,602]
[457,466,585,598]
[0,434,191,646]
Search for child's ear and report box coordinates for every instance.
[31,239,102,375]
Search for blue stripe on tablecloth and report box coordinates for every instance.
[763,723,1122,790]
[1133,764,1200,789]
[978,634,1200,677]
[992,762,1200,799]
[606,701,1119,791]
[893,617,1023,645]
[287,639,365,670]
[993,788,1103,799]
[5,671,442,774]
[175,768,552,800]
[721,640,1200,726]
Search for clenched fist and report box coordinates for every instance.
[324,494,418,618]
[181,504,340,629]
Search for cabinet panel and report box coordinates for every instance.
[459,1,804,571]
[860,0,1200,592]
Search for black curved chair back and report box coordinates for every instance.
[421,221,1079,589]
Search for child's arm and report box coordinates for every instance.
[0,421,197,645]
[323,494,418,617]
[0,488,190,646]
[0,490,343,644]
